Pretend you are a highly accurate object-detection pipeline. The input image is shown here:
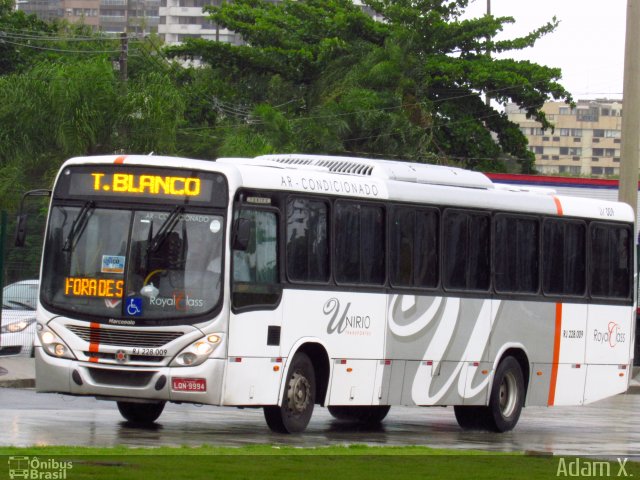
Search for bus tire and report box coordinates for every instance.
[486,356,524,432]
[264,352,315,433]
[117,400,165,424]
[327,406,391,424]
[453,406,487,430]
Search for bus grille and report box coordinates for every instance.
[67,325,183,348]
[87,367,155,387]
[83,351,164,363]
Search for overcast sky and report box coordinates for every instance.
[462,0,626,100]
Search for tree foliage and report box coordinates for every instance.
[168,0,572,171]
[0,53,184,208]
[0,0,576,211]
[0,0,58,75]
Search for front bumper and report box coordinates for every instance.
[35,347,225,405]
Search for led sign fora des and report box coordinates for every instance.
[65,277,124,299]
[91,172,201,197]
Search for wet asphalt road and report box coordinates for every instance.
[0,388,638,456]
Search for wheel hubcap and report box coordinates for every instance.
[499,371,518,418]
[287,371,311,414]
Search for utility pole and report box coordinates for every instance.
[619,0,640,218]
[119,32,128,84]
[485,0,491,107]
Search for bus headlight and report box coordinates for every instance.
[38,326,75,360]
[171,334,222,367]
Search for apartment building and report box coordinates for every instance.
[158,0,241,46]
[17,0,378,44]
[17,0,159,34]
[158,0,380,46]
[506,100,623,177]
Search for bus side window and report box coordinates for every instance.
[590,223,632,299]
[390,207,439,289]
[542,218,586,297]
[442,209,490,292]
[232,209,281,310]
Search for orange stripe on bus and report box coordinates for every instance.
[89,322,100,353]
[114,155,126,164]
[547,303,563,406]
[552,195,564,216]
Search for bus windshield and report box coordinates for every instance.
[41,206,224,322]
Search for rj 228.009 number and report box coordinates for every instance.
[132,348,168,356]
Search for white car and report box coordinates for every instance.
[1,279,38,357]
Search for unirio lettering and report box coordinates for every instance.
[91,172,201,197]
[324,298,371,335]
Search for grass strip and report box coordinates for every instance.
[0,445,637,480]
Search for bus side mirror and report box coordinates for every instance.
[14,213,28,247]
[14,189,52,247]
[232,218,254,251]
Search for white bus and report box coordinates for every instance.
[31,153,635,433]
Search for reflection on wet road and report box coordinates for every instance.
[0,388,637,456]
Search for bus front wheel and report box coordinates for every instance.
[264,352,316,433]
[327,406,391,425]
[117,400,165,424]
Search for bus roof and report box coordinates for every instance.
[58,154,635,223]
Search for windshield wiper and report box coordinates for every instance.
[148,206,184,253]
[62,201,95,252]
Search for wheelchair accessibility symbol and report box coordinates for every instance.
[126,297,143,316]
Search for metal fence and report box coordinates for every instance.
[0,202,47,358]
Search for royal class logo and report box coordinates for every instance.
[324,298,371,336]
[150,293,204,311]
[593,322,626,348]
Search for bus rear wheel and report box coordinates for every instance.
[454,356,524,432]
[327,406,391,425]
[487,356,524,432]
[264,352,316,433]
[117,400,165,424]
[453,406,487,430]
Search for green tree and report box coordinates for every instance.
[0,58,120,204]
[0,54,185,208]
[0,0,59,75]
[168,0,572,172]
[121,70,186,154]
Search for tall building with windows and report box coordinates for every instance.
[506,100,623,177]
[17,0,159,33]
[158,0,380,46]
[158,0,242,45]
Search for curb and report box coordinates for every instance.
[0,379,35,389]
[0,357,36,389]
